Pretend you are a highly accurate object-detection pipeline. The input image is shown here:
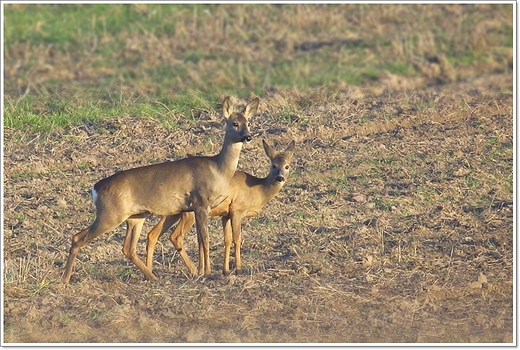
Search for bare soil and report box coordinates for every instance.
[3,73,513,344]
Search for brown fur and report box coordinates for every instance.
[145,139,295,276]
[61,97,259,284]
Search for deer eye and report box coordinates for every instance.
[285,165,289,170]
[233,122,239,127]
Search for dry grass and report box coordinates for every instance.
[4,4,513,95]
[3,73,513,343]
[2,2,514,344]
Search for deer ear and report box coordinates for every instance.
[242,98,259,120]
[285,140,295,153]
[262,139,276,159]
[284,140,295,159]
[222,96,233,119]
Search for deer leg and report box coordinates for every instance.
[230,212,244,274]
[146,214,180,271]
[62,227,90,285]
[170,212,198,277]
[222,216,232,276]
[122,218,157,281]
[62,213,123,284]
[194,206,211,276]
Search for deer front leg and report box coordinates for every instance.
[230,212,244,274]
[194,206,211,276]
[222,216,232,275]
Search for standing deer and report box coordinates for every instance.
[61,97,259,284]
[144,139,295,276]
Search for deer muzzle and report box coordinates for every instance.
[241,135,253,143]
[276,175,285,183]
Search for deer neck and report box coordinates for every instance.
[215,138,244,179]
[259,175,284,203]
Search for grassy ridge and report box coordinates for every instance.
[3,3,514,133]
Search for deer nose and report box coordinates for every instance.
[276,175,285,183]
[242,135,252,143]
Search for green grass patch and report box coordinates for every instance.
[4,3,513,134]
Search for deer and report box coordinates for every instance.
[61,96,259,284]
[144,139,295,277]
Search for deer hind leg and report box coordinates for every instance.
[194,206,211,276]
[146,214,180,271]
[122,218,157,281]
[170,212,198,277]
[222,216,232,276]
[62,213,123,284]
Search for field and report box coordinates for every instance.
[2,3,514,344]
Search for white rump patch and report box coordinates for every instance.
[92,187,98,204]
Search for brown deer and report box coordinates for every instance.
[144,139,295,276]
[61,97,259,284]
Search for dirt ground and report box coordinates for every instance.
[3,72,514,344]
